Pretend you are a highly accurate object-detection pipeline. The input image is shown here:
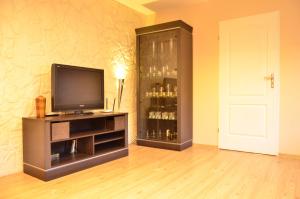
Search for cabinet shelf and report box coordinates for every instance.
[94,146,125,156]
[145,95,177,99]
[94,136,124,145]
[139,138,177,144]
[141,105,177,109]
[51,129,124,143]
[51,152,90,168]
[147,118,177,121]
[94,139,125,156]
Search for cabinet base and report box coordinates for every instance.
[23,148,128,181]
[137,139,192,151]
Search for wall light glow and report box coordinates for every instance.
[115,62,127,80]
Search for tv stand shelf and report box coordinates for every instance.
[50,129,121,143]
[22,112,128,181]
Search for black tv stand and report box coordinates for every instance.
[22,112,128,181]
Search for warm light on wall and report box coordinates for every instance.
[115,62,127,79]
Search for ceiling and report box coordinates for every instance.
[143,0,208,11]
[115,0,155,15]
[115,0,207,15]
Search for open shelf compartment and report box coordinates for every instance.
[94,139,125,156]
[94,131,125,145]
[51,136,93,167]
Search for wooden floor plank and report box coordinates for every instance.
[0,144,300,199]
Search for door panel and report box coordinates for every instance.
[229,28,268,96]
[229,105,266,137]
[219,12,280,155]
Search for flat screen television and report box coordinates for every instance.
[51,63,104,113]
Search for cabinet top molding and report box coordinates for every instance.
[135,20,193,35]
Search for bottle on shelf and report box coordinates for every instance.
[148,111,154,119]
[174,86,178,97]
[159,86,164,97]
[148,110,178,121]
[158,129,162,139]
[168,112,176,120]
[173,131,177,140]
[163,129,178,142]
[162,112,169,120]
[166,129,171,141]
[152,129,156,139]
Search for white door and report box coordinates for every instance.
[219,12,280,155]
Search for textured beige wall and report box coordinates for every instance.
[0,0,147,176]
[155,0,300,155]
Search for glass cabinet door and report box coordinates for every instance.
[138,30,178,143]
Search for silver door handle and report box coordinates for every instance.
[264,73,274,88]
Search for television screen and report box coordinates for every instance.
[51,64,104,112]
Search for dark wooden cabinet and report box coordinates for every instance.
[136,20,193,150]
[22,112,128,181]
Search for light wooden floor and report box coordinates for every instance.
[0,144,300,199]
